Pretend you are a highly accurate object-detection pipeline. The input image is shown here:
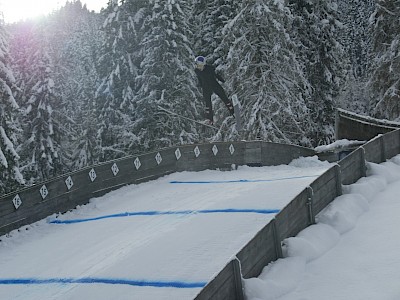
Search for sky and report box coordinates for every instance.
[0,0,108,24]
[1,151,400,299]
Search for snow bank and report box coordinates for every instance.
[342,175,387,201]
[367,161,400,183]
[282,224,339,262]
[316,194,369,234]
[244,155,400,300]
[289,156,331,168]
[389,155,400,166]
[314,139,365,152]
[342,160,400,201]
[243,257,305,300]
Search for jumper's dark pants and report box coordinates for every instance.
[203,84,234,122]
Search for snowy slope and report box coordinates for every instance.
[245,155,400,300]
[0,157,331,300]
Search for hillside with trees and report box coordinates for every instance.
[1,0,398,194]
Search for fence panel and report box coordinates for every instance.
[85,159,132,197]
[336,109,398,141]
[237,220,279,279]
[310,166,341,216]
[363,137,384,163]
[209,142,246,169]
[274,188,311,241]
[262,143,315,166]
[179,143,214,171]
[0,179,64,235]
[339,147,366,185]
[382,129,400,160]
[243,141,262,166]
[194,260,242,300]
[129,149,177,184]
[175,143,244,172]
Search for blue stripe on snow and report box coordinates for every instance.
[169,175,318,184]
[0,277,206,288]
[49,208,279,224]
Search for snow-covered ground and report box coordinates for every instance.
[246,155,400,300]
[0,156,331,300]
[3,153,400,300]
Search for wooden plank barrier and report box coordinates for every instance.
[339,147,366,185]
[2,108,400,300]
[335,108,399,141]
[237,219,281,279]
[274,188,311,243]
[194,259,244,300]
[195,126,400,300]
[310,165,342,216]
[0,141,315,237]
[363,136,385,164]
[382,130,400,160]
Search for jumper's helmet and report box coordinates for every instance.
[195,56,206,66]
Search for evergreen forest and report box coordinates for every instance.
[1,0,399,194]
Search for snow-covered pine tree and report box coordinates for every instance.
[338,0,374,79]
[46,1,104,169]
[337,0,375,114]
[22,29,64,182]
[221,0,312,145]
[368,0,400,120]
[8,21,37,110]
[95,0,144,160]
[0,21,25,194]
[289,0,348,146]
[192,0,240,62]
[133,0,201,151]
[9,22,38,186]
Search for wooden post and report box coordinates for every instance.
[271,218,283,259]
[360,147,367,177]
[380,136,386,162]
[334,164,343,197]
[232,258,245,300]
[306,186,315,225]
[335,109,340,140]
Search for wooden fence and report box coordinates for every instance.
[194,128,400,299]
[335,108,400,141]
[2,108,399,300]
[0,141,315,236]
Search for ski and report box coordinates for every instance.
[231,94,242,131]
[157,106,220,131]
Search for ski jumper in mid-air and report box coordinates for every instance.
[194,56,234,125]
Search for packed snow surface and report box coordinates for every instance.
[4,154,400,300]
[0,156,331,300]
[245,155,400,300]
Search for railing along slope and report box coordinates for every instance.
[335,108,400,141]
[0,141,314,236]
[195,110,400,300]
[3,109,398,299]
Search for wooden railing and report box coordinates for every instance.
[0,141,315,236]
[2,108,398,300]
[335,108,400,141]
[194,111,400,300]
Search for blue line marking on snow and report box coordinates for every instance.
[49,208,279,224]
[0,277,206,288]
[169,175,318,184]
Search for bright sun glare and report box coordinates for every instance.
[0,0,106,24]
